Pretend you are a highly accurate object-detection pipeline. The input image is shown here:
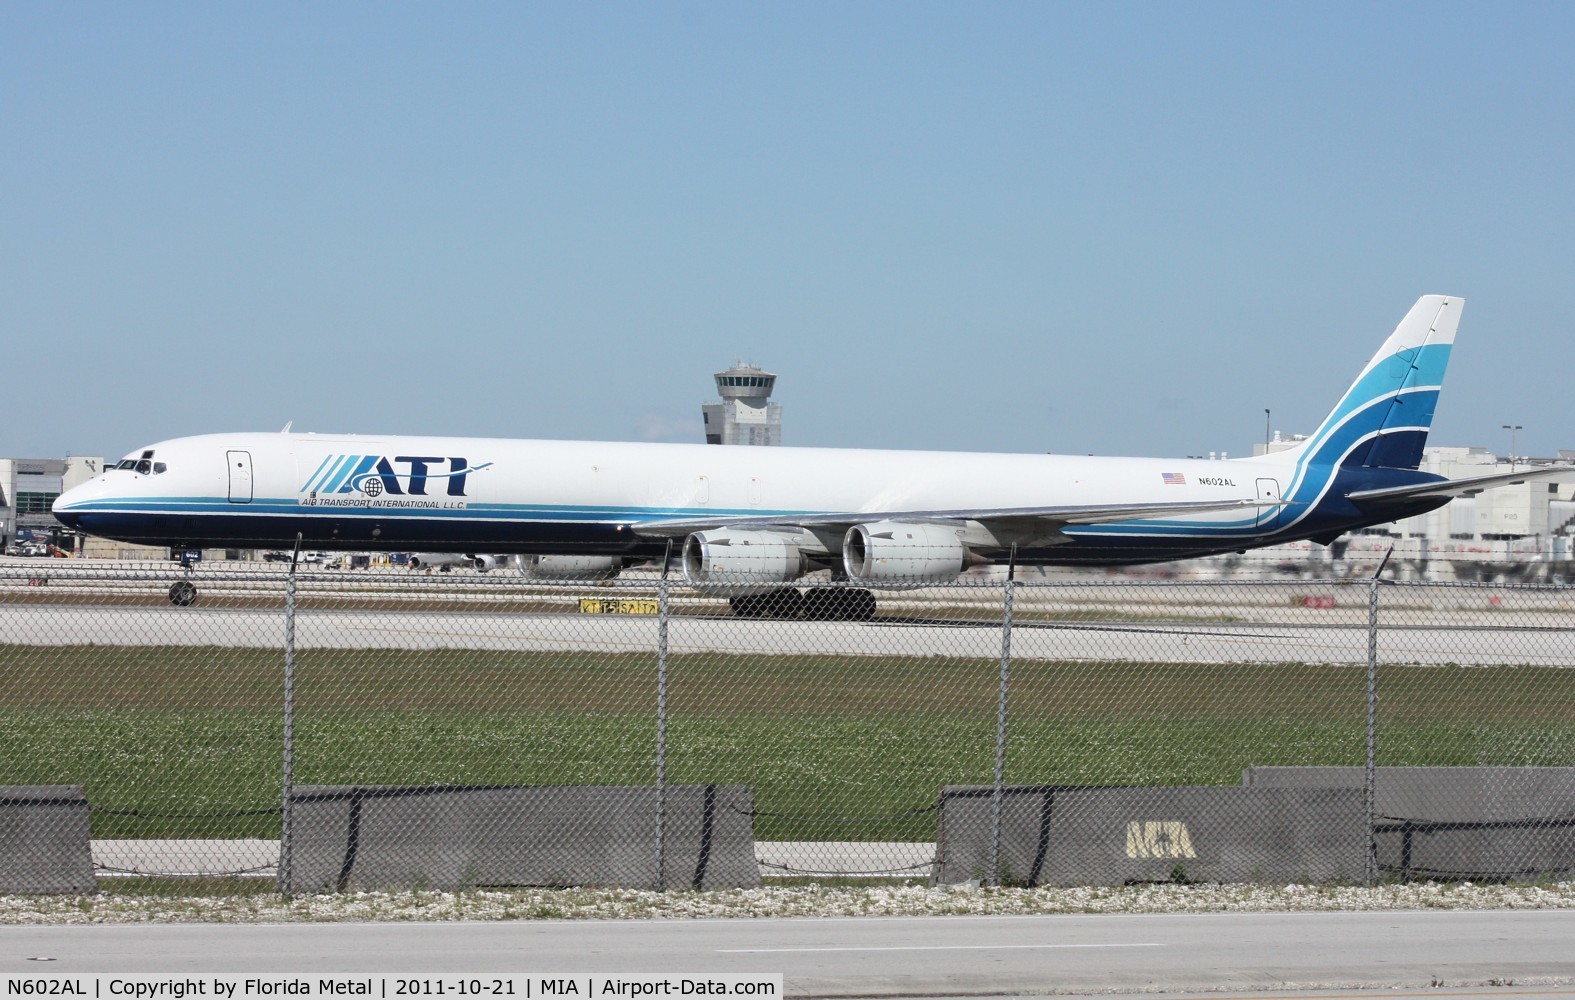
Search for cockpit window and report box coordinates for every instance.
[116,449,165,474]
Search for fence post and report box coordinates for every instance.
[1364,575,1380,886]
[989,554,1017,887]
[654,565,671,891]
[280,538,301,896]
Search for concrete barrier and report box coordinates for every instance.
[0,785,96,893]
[283,784,758,892]
[1244,766,1575,880]
[936,785,1364,886]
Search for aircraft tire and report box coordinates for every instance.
[728,594,766,618]
[802,587,876,621]
[765,587,804,619]
[846,588,877,621]
[168,580,198,607]
[730,589,806,619]
[804,587,840,621]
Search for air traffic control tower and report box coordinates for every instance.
[702,361,782,446]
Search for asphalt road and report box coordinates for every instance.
[4,600,1573,665]
[4,911,1574,996]
[6,565,1574,666]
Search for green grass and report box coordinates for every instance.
[2,645,1571,841]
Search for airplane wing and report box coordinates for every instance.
[632,497,1277,540]
[1346,466,1575,504]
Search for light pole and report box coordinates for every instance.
[1502,424,1523,472]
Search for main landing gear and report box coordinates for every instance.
[728,587,877,621]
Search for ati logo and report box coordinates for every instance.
[301,455,493,498]
[1125,820,1197,859]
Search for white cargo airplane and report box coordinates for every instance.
[404,552,471,573]
[53,295,1568,617]
[406,552,557,574]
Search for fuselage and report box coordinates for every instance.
[52,431,1443,566]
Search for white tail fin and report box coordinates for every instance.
[1263,295,1463,472]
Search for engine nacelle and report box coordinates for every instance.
[515,554,623,580]
[407,552,466,572]
[472,554,508,573]
[683,529,807,595]
[843,520,969,586]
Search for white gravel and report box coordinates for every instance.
[3,881,1573,924]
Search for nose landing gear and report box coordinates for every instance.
[168,580,198,606]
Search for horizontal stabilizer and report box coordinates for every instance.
[1346,466,1575,504]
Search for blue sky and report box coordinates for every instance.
[5,2,1573,463]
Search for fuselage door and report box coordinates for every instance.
[228,450,254,504]
[1255,477,1280,528]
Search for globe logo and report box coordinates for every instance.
[360,477,384,497]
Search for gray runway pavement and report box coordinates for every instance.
[4,911,1573,995]
[4,602,1573,664]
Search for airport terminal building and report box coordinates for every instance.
[0,455,101,552]
[1210,436,1575,582]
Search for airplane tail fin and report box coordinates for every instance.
[1262,295,1463,473]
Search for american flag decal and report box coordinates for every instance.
[1162,472,1186,485]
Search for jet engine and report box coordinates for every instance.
[472,554,508,573]
[515,554,623,580]
[843,520,970,585]
[406,552,466,572]
[682,528,808,595]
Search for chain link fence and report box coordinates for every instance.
[1,560,1571,890]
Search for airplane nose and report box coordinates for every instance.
[51,483,93,530]
[52,494,79,528]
